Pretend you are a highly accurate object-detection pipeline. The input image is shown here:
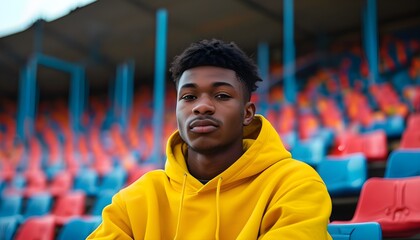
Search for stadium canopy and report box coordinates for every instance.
[1,0,420,96]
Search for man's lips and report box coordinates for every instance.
[189,118,219,133]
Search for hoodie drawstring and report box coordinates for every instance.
[215,177,223,240]
[174,173,187,240]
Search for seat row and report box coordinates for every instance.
[0,190,113,224]
[0,164,157,198]
[0,215,101,240]
[318,149,420,198]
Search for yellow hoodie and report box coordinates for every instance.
[87,115,332,240]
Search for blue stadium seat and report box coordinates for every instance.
[0,194,23,217]
[317,153,367,197]
[291,137,327,167]
[0,216,20,240]
[73,168,99,196]
[21,193,52,220]
[384,149,420,178]
[57,216,102,240]
[328,222,382,240]
[90,190,114,216]
[3,174,26,194]
[97,167,127,195]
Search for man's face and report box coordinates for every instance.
[176,66,254,154]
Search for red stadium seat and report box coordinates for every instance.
[333,177,420,238]
[52,191,86,225]
[331,130,388,161]
[406,113,420,132]
[23,170,48,197]
[400,130,420,149]
[48,171,73,197]
[14,215,56,240]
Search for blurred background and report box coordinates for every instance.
[1,0,420,239]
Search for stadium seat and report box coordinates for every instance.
[384,149,420,178]
[90,190,114,216]
[48,170,73,197]
[3,174,26,195]
[333,177,420,238]
[52,191,86,225]
[291,137,327,167]
[327,222,382,240]
[73,168,98,196]
[317,153,367,197]
[57,216,101,240]
[400,130,420,149]
[22,170,47,197]
[362,130,388,161]
[0,194,23,218]
[406,113,420,131]
[331,130,388,161]
[21,193,53,220]
[97,167,127,195]
[14,215,55,240]
[0,216,20,240]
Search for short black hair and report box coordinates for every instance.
[170,39,262,99]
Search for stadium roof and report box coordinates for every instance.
[1,0,420,96]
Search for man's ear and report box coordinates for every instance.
[243,102,256,126]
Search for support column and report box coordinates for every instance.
[283,0,297,104]
[363,0,379,85]
[151,9,168,166]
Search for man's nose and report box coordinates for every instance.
[192,96,215,115]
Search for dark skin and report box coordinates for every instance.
[176,66,256,180]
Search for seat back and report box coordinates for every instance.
[97,167,127,194]
[49,171,73,197]
[318,153,367,196]
[90,190,114,216]
[362,130,388,161]
[400,130,420,149]
[0,194,23,217]
[385,150,420,178]
[0,216,20,240]
[22,193,53,219]
[352,177,420,237]
[73,169,98,196]
[57,216,101,240]
[14,216,56,240]
[291,137,326,167]
[328,222,382,240]
[24,170,48,196]
[52,191,86,219]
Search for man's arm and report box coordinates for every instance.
[259,179,332,240]
[87,193,133,239]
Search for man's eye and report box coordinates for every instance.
[181,95,196,101]
[215,93,231,99]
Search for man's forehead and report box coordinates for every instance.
[180,66,236,79]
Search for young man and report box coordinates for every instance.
[88,39,332,239]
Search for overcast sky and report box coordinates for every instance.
[0,0,96,37]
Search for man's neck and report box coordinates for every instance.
[186,142,243,181]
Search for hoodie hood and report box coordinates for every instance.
[165,114,291,192]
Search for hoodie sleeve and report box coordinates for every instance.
[258,179,332,240]
[86,193,133,240]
